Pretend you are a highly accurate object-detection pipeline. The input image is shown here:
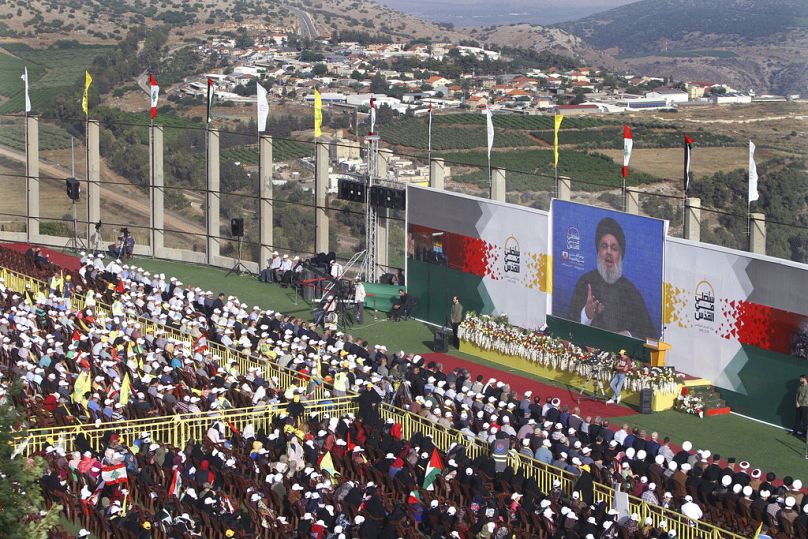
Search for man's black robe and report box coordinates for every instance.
[567,270,656,339]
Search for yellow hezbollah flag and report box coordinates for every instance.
[72,370,91,404]
[319,450,339,477]
[752,523,762,539]
[314,88,322,138]
[119,372,131,406]
[82,71,92,116]
[553,114,564,168]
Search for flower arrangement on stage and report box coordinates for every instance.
[458,313,683,394]
[675,387,705,418]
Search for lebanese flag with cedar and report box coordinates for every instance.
[149,74,160,119]
[622,124,633,178]
[101,463,128,485]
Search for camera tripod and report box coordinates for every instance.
[578,366,608,405]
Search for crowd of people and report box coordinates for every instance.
[2,245,806,538]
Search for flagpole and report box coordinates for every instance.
[427,102,432,167]
[150,113,155,258]
[23,71,29,232]
[554,165,558,198]
[85,111,90,249]
[622,174,627,212]
[205,109,210,265]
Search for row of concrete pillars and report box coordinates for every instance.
[18,117,767,269]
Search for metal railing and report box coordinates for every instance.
[378,403,742,539]
[593,483,746,539]
[19,397,358,456]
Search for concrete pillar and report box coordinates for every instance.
[150,125,164,256]
[684,197,701,242]
[625,187,640,215]
[377,148,393,180]
[490,167,506,202]
[206,129,220,263]
[429,158,445,190]
[259,134,274,266]
[314,141,329,254]
[750,213,766,255]
[86,120,101,245]
[557,176,571,201]
[26,116,39,240]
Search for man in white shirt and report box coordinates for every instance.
[354,277,366,324]
[680,495,703,521]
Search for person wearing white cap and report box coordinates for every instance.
[681,495,703,521]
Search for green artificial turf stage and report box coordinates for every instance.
[134,257,808,478]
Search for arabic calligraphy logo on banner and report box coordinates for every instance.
[561,225,584,270]
[694,280,716,331]
[503,235,521,275]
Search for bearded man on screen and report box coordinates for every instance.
[567,217,656,339]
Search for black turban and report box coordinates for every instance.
[595,217,625,257]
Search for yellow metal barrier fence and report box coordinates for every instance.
[379,403,578,497]
[593,483,746,539]
[19,397,358,456]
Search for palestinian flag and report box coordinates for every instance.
[622,124,632,179]
[206,78,215,124]
[407,490,422,504]
[683,134,694,192]
[422,448,444,491]
[149,74,160,119]
[101,463,128,485]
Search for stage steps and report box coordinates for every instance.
[682,385,732,417]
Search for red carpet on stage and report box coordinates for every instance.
[1,243,82,272]
[424,352,637,420]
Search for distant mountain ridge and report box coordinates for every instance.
[558,0,808,52]
[555,0,808,94]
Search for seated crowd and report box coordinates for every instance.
[0,245,805,538]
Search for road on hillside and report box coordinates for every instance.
[0,144,206,236]
[288,6,318,39]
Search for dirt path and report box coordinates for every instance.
[0,144,205,235]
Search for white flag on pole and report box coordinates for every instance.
[21,66,31,113]
[256,83,269,133]
[748,140,759,204]
[370,97,376,134]
[485,108,494,160]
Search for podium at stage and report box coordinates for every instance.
[644,340,672,367]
